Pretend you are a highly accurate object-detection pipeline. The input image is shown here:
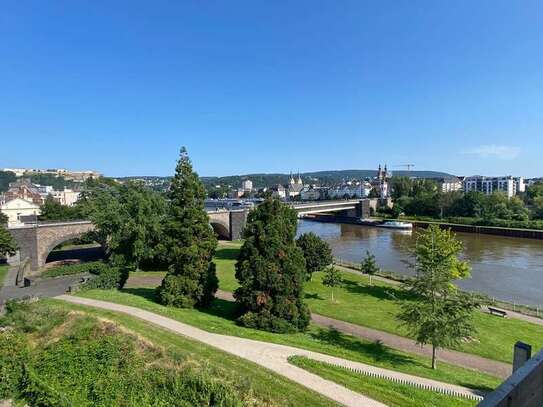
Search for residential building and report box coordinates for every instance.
[463,175,520,198]
[271,184,286,199]
[52,188,81,206]
[327,181,372,199]
[3,180,45,205]
[300,186,328,201]
[434,177,463,193]
[241,179,253,192]
[1,198,41,227]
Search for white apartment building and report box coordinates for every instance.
[327,181,372,199]
[435,177,463,193]
[52,188,81,206]
[463,175,522,198]
[241,179,253,192]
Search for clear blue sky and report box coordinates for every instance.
[1,1,542,177]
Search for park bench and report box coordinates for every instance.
[488,306,507,318]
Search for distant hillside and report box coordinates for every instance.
[201,169,455,189]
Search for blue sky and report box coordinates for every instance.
[1,1,542,177]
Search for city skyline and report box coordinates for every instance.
[2,1,542,177]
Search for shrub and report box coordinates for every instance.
[0,331,28,399]
[41,261,106,278]
[82,265,129,290]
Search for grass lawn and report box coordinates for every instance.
[39,298,335,407]
[0,264,9,287]
[289,356,476,407]
[76,288,500,392]
[211,242,543,364]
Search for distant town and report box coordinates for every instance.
[1,165,541,228]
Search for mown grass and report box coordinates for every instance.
[0,264,9,287]
[76,288,500,392]
[212,242,543,364]
[289,356,476,407]
[3,299,335,407]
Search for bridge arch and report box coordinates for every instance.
[210,221,230,240]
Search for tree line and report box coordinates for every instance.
[387,176,543,228]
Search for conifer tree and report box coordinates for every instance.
[235,198,310,332]
[157,147,218,308]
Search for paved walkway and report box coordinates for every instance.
[215,290,511,379]
[57,295,485,406]
[125,274,511,379]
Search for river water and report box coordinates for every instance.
[297,219,543,306]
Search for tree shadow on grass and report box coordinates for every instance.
[122,287,157,301]
[214,248,240,261]
[305,293,325,301]
[341,279,413,302]
[309,327,415,367]
[199,298,242,320]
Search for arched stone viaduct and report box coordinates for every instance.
[9,221,95,272]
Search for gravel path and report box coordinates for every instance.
[57,295,485,405]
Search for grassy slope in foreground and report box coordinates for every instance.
[36,299,336,407]
[214,242,543,364]
[289,356,475,407]
[76,288,499,392]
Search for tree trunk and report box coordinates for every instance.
[331,289,334,302]
[431,345,437,369]
[369,275,372,286]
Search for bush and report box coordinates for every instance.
[82,265,129,290]
[0,331,28,399]
[41,261,106,278]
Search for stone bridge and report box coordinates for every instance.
[7,200,372,272]
[208,199,373,240]
[9,221,95,272]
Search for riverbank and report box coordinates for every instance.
[303,214,543,239]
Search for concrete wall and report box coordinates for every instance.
[479,348,543,407]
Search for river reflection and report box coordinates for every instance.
[297,220,543,306]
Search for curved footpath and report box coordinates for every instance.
[215,290,511,379]
[57,294,484,407]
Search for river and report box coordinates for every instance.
[297,219,543,306]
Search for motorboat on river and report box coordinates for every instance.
[377,220,413,230]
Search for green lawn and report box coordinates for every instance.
[39,299,335,407]
[0,264,9,287]
[76,288,500,392]
[289,356,476,407]
[212,243,543,364]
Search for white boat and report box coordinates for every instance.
[377,220,413,230]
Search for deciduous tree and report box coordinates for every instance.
[0,224,17,259]
[322,266,343,302]
[296,232,333,281]
[360,251,379,286]
[397,225,480,369]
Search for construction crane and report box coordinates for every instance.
[393,164,416,176]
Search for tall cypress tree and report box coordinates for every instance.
[157,147,218,308]
[234,198,310,333]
